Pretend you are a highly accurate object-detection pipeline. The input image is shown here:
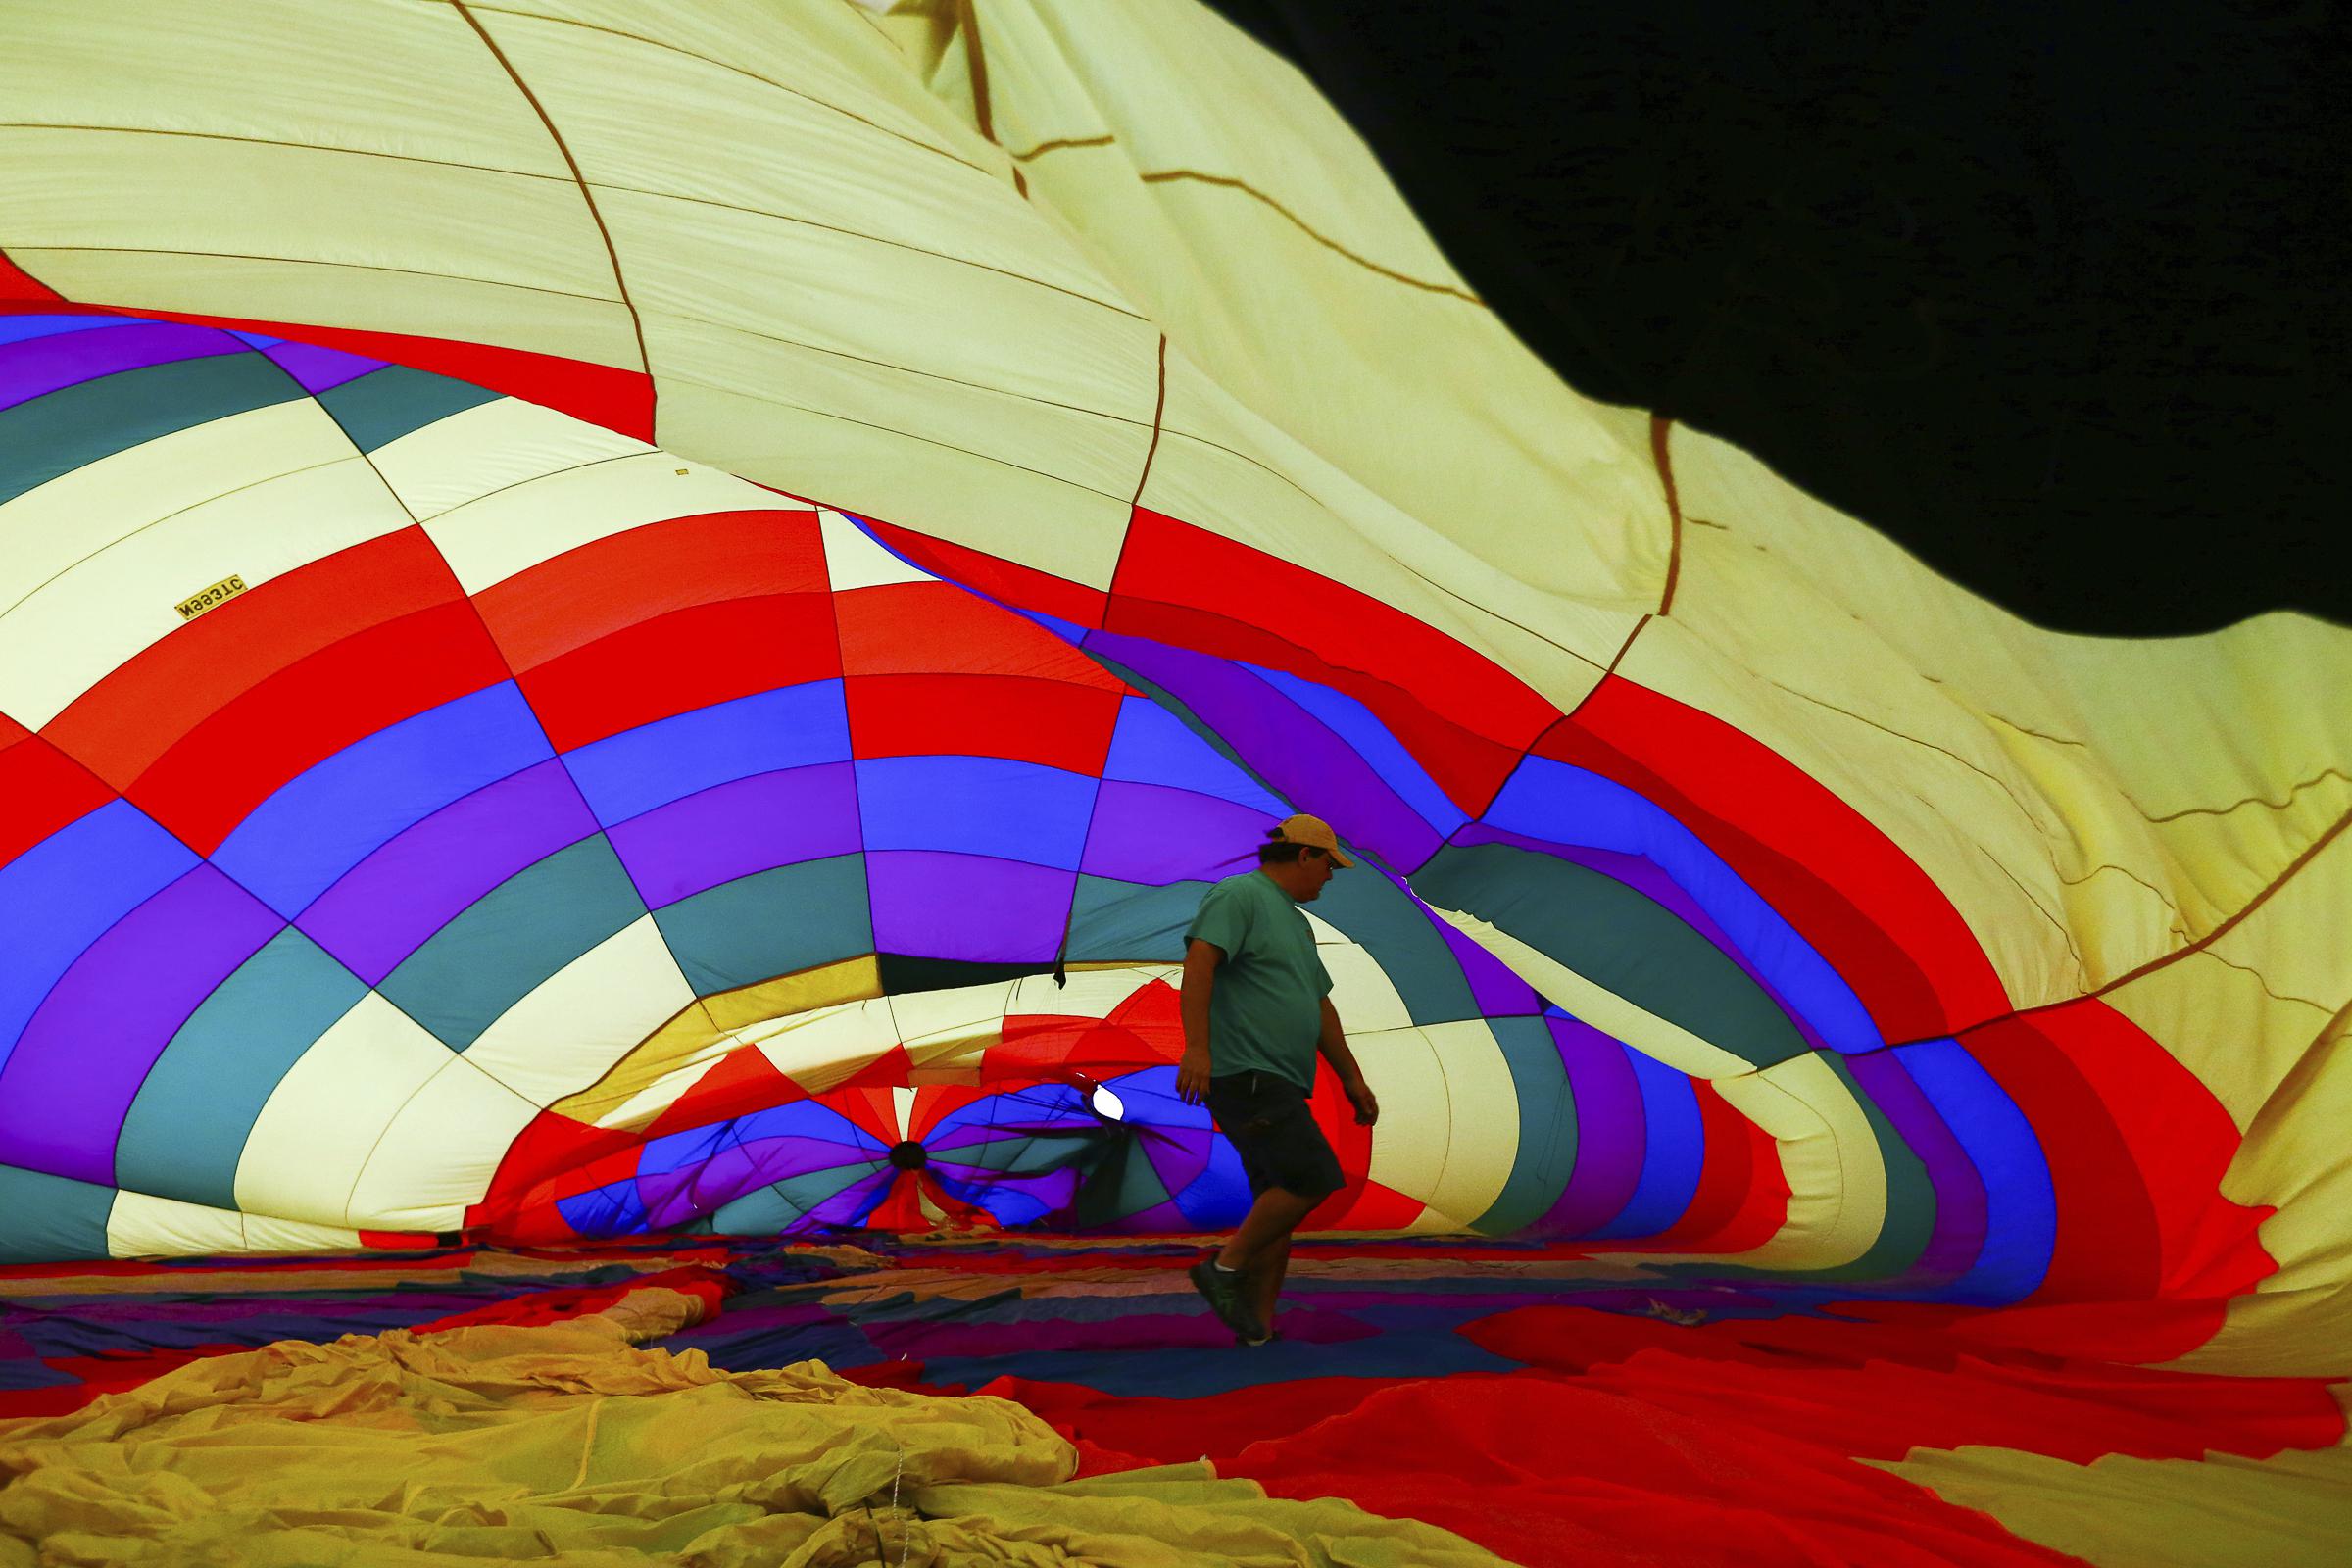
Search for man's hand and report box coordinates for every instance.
[1177,1047,1213,1105]
[1344,1073,1379,1126]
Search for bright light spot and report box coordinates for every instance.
[1088,1083,1127,1121]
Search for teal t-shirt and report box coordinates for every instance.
[1185,870,1333,1090]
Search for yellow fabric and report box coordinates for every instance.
[0,1289,1499,1567]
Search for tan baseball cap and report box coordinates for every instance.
[1271,813,1354,867]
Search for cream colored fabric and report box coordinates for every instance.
[0,1289,1500,1567]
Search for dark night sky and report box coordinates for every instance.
[1201,0,2347,635]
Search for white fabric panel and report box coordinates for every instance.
[1148,354,1635,714]
[471,3,1122,303]
[1005,966,1177,1021]
[14,249,644,370]
[589,1035,752,1134]
[369,396,653,522]
[232,993,454,1228]
[0,449,410,728]
[2,126,615,304]
[463,915,701,1107]
[1352,1025,1447,1201]
[423,450,787,592]
[2,0,567,174]
[345,1056,541,1230]
[1692,1054,1884,1272]
[752,997,902,1095]
[107,1189,361,1259]
[0,398,350,617]
[503,0,988,167]
[648,373,1132,590]
[820,508,934,590]
[1417,1018,1522,1226]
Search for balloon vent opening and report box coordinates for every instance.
[886,1140,929,1172]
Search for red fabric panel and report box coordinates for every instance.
[0,732,114,872]
[0,252,64,302]
[1965,1003,2274,1311]
[466,1109,642,1240]
[1115,510,1557,752]
[0,299,651,438]
[42,528,463,792]
[1298,1065,1377,1230]
[1616,1077,1789,1253]
[836,582,1123,688]
[1548,676,2010,1041]
[124,600,507,854]
[847,673,1122,776]
[472,509,826,673]
[515,591,841,752]
[863,519,1109,629]
[644,1047,804,1140]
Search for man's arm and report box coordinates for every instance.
[1317,996,1379,1124]
[1176,939,1222,1104]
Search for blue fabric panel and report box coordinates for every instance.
[1248,665,1469,836]
[1899,1037,2057,1304]
[0,315,142,347]
[856,755,1096,870]
[1586,1045,1706,1239]
[115,928,368,1210]
[557,1179,650,1239]
[650,855,873,997]
[0,1162,116,1264]
[564,681,851,825]
[380,836,647,1050]
[0,800,197,1069]
[1483,756,1883,1053]
[210,683,554,917]
[1101,696,1286,812]
[314,365,500,450]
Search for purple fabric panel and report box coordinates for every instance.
[262,340,387,394]
[1851,1049,1988,1283]
[0,322,245,412]
[297,760,597,985]
[1084,633,1439,867]
[608,764,861,908]
[1080,780,1276,885]
[1453,823,1833,1054]
[867,851,1073,963]
[639,1134,879,1229]
[0,866,279,1186]
[1434,918,1544,1016]
[1538,1012,1646,1236]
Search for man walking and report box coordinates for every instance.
[1177,814,1380,1345]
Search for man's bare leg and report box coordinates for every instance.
[1216,1187,1318,1275]
[1244,1235,1290,1332]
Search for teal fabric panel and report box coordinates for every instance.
[316,365,500,451]
[383,837,646,1050]
[0,354,306,507]
[1063,875,1211,963]
[116,928,368,1210]
[1415,842,1812,1068]
[1308,868,1484,1026]
[0,1163,116,1264]
[1470,1014,1580,1235]
[651,855,872,997]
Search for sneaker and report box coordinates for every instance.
[1188,1259,1268,1342]
[1236,1326,1280,1348]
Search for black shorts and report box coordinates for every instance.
[1204,1071,1345,1202]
